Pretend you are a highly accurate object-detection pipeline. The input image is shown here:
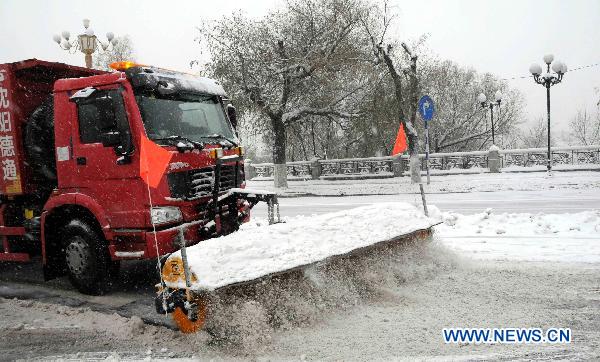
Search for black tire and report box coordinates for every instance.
[24,97,57,196]
[62,219,115,295]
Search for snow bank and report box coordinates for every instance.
[247,170,600,197]
[436,209,600,263]
[165,202,440,290]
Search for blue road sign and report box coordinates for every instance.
[418,95,435,121]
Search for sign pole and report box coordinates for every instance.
[419,183,428,216]
[417,95,435,216]
[425,120,431,185]
[418,95,434,186]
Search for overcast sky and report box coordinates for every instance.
[1,0,599,135]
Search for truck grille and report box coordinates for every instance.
[167,165,242,200]
[189,168,215,197]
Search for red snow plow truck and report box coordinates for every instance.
[0,59,275,295]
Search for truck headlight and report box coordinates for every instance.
[151,206,182,225]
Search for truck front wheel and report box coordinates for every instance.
[62,220,115,295]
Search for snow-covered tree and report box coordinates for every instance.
[360,0,422,180]
[519,117,548,148]
[93,35,136,71]
[567,108,600,146]
[420,63,524,152]
[198,0,370,187]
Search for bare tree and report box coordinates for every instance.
[519,117,548,148]
[361,1,422,180]
[93,35,136,71]
[285,42,527,158]
[198,0,369,187]
[420,62,524,152]
[567,108,600,145]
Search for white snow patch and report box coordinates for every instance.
[248,170,600,196]
[165,202,440,290]
[436,209,600,263]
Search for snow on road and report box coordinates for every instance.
[1,171,599,360]
[247,170,600,197]
[252,189,600,218]
[436,208,600,263]
[175,200,600,292]
[249,171,600,218]
[2,244,599,360]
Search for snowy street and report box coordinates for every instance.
[2,252,599,360]
[1,171,599,360]
[252,189,600,218]
[247,171,600,197]
[250,171,600,216]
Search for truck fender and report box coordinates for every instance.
[41,193,114,265]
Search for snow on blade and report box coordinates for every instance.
[165,202,440,291]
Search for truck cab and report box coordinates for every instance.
[0,59,253,294]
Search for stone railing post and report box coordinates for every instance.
[392,155,404,177]
[244,159,256,179]
[488,145,501,173]
[310,157,322,179]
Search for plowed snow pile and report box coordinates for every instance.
[166,202,440,290]
[436,208,600,262]
[201,239,456,350]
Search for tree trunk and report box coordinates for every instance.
[272,116,288,188]
[404,48,422,184]
[378,44,421,182]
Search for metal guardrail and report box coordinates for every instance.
[500,145,600,168]
[247,145,600,179]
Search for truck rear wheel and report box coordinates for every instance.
[62,219,115,295]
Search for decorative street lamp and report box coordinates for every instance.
[477,90,502,145]
[53,19,118,68]
[529,54,567,172]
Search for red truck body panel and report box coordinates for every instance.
[0,59,104,195]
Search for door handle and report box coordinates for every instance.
[76,157,87,165]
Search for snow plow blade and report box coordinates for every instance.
[155,202,439,333]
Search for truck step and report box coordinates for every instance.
[0,226,29,262]
[0,252,30,262]
[0,226,27,236]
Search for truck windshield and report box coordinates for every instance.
[135,94,234,144]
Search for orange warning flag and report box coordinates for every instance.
[391,123,407,155]
[140,136,173,188]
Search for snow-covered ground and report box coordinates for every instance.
[1,171,599,360]
[2,246,599,360]
[437,208,600,263]
[247,170,600,196]
[170,203,600,291]
[252,189,600,219]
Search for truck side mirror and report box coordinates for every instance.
[99,130,121,147]
[227,104,237,129]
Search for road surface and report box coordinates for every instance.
[251,189,600,218]
[2,255,598,360]
[1,188,599,360]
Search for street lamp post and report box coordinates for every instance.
[53,19,118,68]
[529,54,567,173]
[477,90,502,145]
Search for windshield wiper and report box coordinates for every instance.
[201,134,238,147]
[152,135,205,150]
